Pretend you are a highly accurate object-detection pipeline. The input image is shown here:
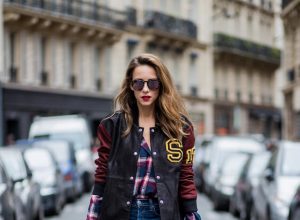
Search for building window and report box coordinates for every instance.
[268,1,272,10]
[94,47,102,91]
[188,0,198,21]
[127,39,138,63]
[40,37,48,85]
[215,88,219,99]
[248,72,253,103]
[9,32,18,82]
[104,47,112,93]
[249,92,253,103]
[224,89,228,100]
[189,53,198,96]
[236,91,241,103]
[69,42,77,88]
[236,70,241,102]
[172,54,181,92]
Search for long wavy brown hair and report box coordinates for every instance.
[114,53,190,139]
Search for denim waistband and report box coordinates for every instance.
[132,198,159,206]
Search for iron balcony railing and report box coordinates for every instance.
[214,33,281,64]
[4,0,128,29]
[144,10,197,39]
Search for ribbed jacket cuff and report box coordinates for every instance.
[181,198,198,213]
[92,182,106,196]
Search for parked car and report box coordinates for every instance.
[23,147,65,215]
[211,152,251,210]
[29,114,94,192]
[0,162,16,220]
[0,147,44,220]
[288,184,300,220]
[252,141,300,220]
[229,151,271,220]
[203,136,265,196]
[33,139,83,201]
[193,135,213,192]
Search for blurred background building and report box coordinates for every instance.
[212,0,282,138]
[282,0,300,141]
[0,0,286,144]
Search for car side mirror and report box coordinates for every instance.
[264,168,274,182]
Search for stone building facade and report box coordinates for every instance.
[212,0,282,138]
[0,0,282,144]
[282,0,300,140]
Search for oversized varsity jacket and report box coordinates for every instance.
[92,111,198,220]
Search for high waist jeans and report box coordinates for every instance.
[129,198,161,220]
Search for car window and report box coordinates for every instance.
[280,144,300,176]
[34,141,70,163]
[248,152,271,177]
[46,132,88,150]
[221,153,250,176]
[0,150,28,180]
[24,149,55,170]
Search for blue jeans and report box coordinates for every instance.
[129,198,161,220]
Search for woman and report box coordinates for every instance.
[87,53,201,220]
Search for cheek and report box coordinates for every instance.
[152,91,159,101]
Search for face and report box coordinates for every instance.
[131,65,160,110]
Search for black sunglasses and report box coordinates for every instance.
[131,79,160,91]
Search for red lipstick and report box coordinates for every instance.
[141,96,151,101]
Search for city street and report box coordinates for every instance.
[45,192,237,220]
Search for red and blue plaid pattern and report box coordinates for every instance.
[86,195,102,220]
[133,138,157,198]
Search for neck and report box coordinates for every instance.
[138,107,155,127]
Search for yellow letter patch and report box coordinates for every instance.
[185,147,195,164]
[165,139,183,163]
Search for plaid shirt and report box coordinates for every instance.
[133,138,157,198]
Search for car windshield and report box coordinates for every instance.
[280,143,300,176]
[35,141,70,163]
[24,149,54,170]
[0,150,27,180]
[48,132,88,151]
[221,154,249,176]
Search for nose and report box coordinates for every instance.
[142,82,150,92]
